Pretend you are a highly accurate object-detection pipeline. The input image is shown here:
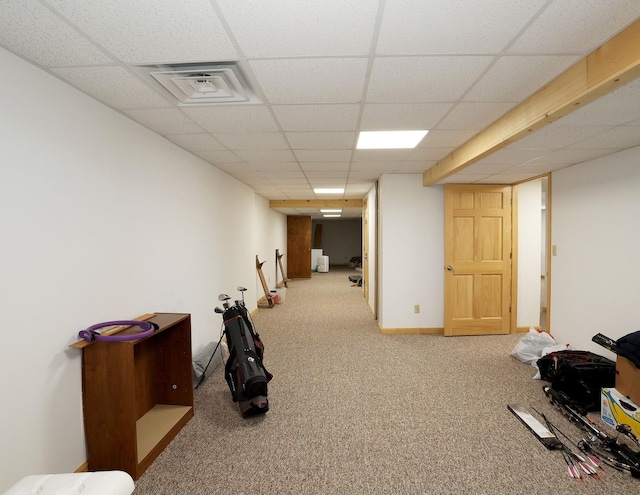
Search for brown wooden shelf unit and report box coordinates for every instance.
[81,313,194,479]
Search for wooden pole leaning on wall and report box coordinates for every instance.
[276,249,289,288]
[256,255,275,308]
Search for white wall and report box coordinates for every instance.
[378,174,444,329]
[254,193,288,292]
[516,179,542,328]
[365,185,377,313]
[0,48,286,491]
[550,145,640,358]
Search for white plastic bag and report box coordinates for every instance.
[511,327,556,366]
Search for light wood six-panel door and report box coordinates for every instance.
[444,185,512,336]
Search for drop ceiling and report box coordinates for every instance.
[2,1,640,219]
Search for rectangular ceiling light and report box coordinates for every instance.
[323,214,341,218]
[356,130,428,149]
[314,188,344,194]
[320,209,342,213]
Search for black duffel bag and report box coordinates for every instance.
[537,350,615,411]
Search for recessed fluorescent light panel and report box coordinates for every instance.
[314,188,344,194]
[356,130,428,149]
[320,209,342,213]
[323,214,341,218]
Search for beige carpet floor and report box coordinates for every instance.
[132,266,638,494]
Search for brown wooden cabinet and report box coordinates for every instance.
[81,313,194,479]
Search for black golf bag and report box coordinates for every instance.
[220,300,272,417]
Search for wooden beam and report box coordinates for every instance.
[269,199,363,209]
[423,17,640,186]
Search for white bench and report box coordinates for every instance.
[3,471,134,495]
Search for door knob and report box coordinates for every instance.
[446,265,454,271]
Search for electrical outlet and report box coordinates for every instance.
[414,304,420,314]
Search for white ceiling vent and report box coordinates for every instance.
[136,62,261,106]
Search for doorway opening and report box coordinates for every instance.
[514,176,549,332]
[310,218,362,272]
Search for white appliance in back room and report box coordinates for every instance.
[311,249,323,271]
[317,255,329,273]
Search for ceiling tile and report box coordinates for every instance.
[509,162,569,174]
[535,148,621,165]
[194,150,243,163]
[377,0,548,54]
[349,170,385,180]
[275,183,313,190]
[52,66,170,109]
[300,162,350,172]
[214,132,289,150]
[285,132,356,150]
[265,194,291,201]
[466,55,580,102]
[360,103,453,130]
[280,192,317,200]
[289,208,319,215]
[220,169,267,183]
[269,207,297,215]
[556,79,640,127]
[294,150,352,162]
[123,108,204,135]
[253,185,283,192]
[568,126,640,150]
[395,161,437,173]
[406,148,454,161]
[345,183,374,193]
[6,0,640,197]
[272,105,360,131]
[244,162,300,172]
[350,161,404,172]
[367,56,493,103]
[216,0,378,58]
[212,162,257,172]
[45,0,238,63]
[235,149,296,162]
[304,172,349,180]
[264,172,306,181]
[165,133,226,151]
[457,162,517,175]
[418,129,478,148]
[476,174,535,183]
[508,1,640,55]
[508,123,611,150]
[0,0,113,67]
[183,106,280,133]
[353,149,413,162]
[437,102,515,130]
[250,58,368,104]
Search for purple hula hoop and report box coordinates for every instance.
[79,320,156,342]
